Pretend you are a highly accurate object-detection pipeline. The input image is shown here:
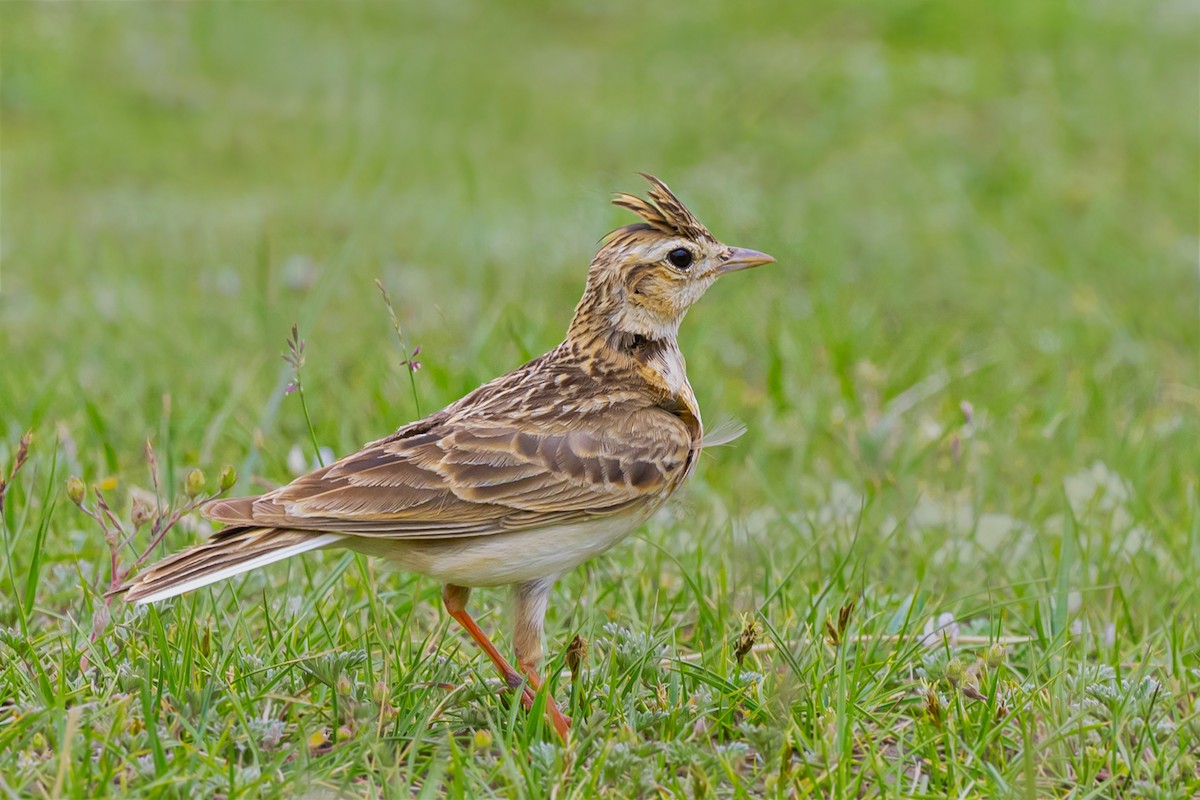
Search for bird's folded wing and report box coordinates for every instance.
[203,409,692,539]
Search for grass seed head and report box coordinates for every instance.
[735,614,761,665]
[961,683,988,702]
[565,634,589,676]
[924,683,944,728]
[284,323,306,371]
[838,599,856,634]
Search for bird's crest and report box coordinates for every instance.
[612,174,716,243]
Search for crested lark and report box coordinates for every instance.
[119,175,774,740]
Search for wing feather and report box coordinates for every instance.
[202,403,693,540]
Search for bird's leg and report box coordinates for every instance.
[442,584,536,709]
[513,577,571,740]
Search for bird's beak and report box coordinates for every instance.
[716,247,776,276]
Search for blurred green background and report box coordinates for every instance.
[5,3,1193,476]
[0,1,1196,795]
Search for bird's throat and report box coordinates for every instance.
[611,328,691,402]
[566,287,692,400]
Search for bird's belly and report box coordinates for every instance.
[350,514,642,587]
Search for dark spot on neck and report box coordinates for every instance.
[611,330,664,363]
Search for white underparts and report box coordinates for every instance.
[349,513,645,588]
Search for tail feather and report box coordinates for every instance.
[118,528,344,604]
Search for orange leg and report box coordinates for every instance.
[443,585,537,710]
[443,584,571,741]
[518,660,571,740]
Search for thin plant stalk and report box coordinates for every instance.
[375,279,422,417]
[284,323,325,467]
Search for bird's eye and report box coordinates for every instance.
[667,248,693,270]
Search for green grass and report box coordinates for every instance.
[1,1,1196,797]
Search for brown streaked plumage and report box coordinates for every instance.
[118,174,774,740]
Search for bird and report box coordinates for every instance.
[117,174,775,740]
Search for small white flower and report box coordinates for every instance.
[921,612,960,648]
[281,254,319,291]
[288,444,335,475]
[917,415,943,443]
[287,444,307,476]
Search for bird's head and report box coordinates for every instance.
[569,174,774,347]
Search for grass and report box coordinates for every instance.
[1,1,1196,797]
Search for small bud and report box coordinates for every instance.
[371,681,388,704]
[130,497,153,527]
[945,657,964,686]
[985,643,1007,668]
[66,476,86,506]
[472,729,494,749]
[336,675,352,696]
[218,464,237,491]
[184,468,206,497]
[961,683,988,702]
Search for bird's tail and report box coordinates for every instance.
[117,528,344,604]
